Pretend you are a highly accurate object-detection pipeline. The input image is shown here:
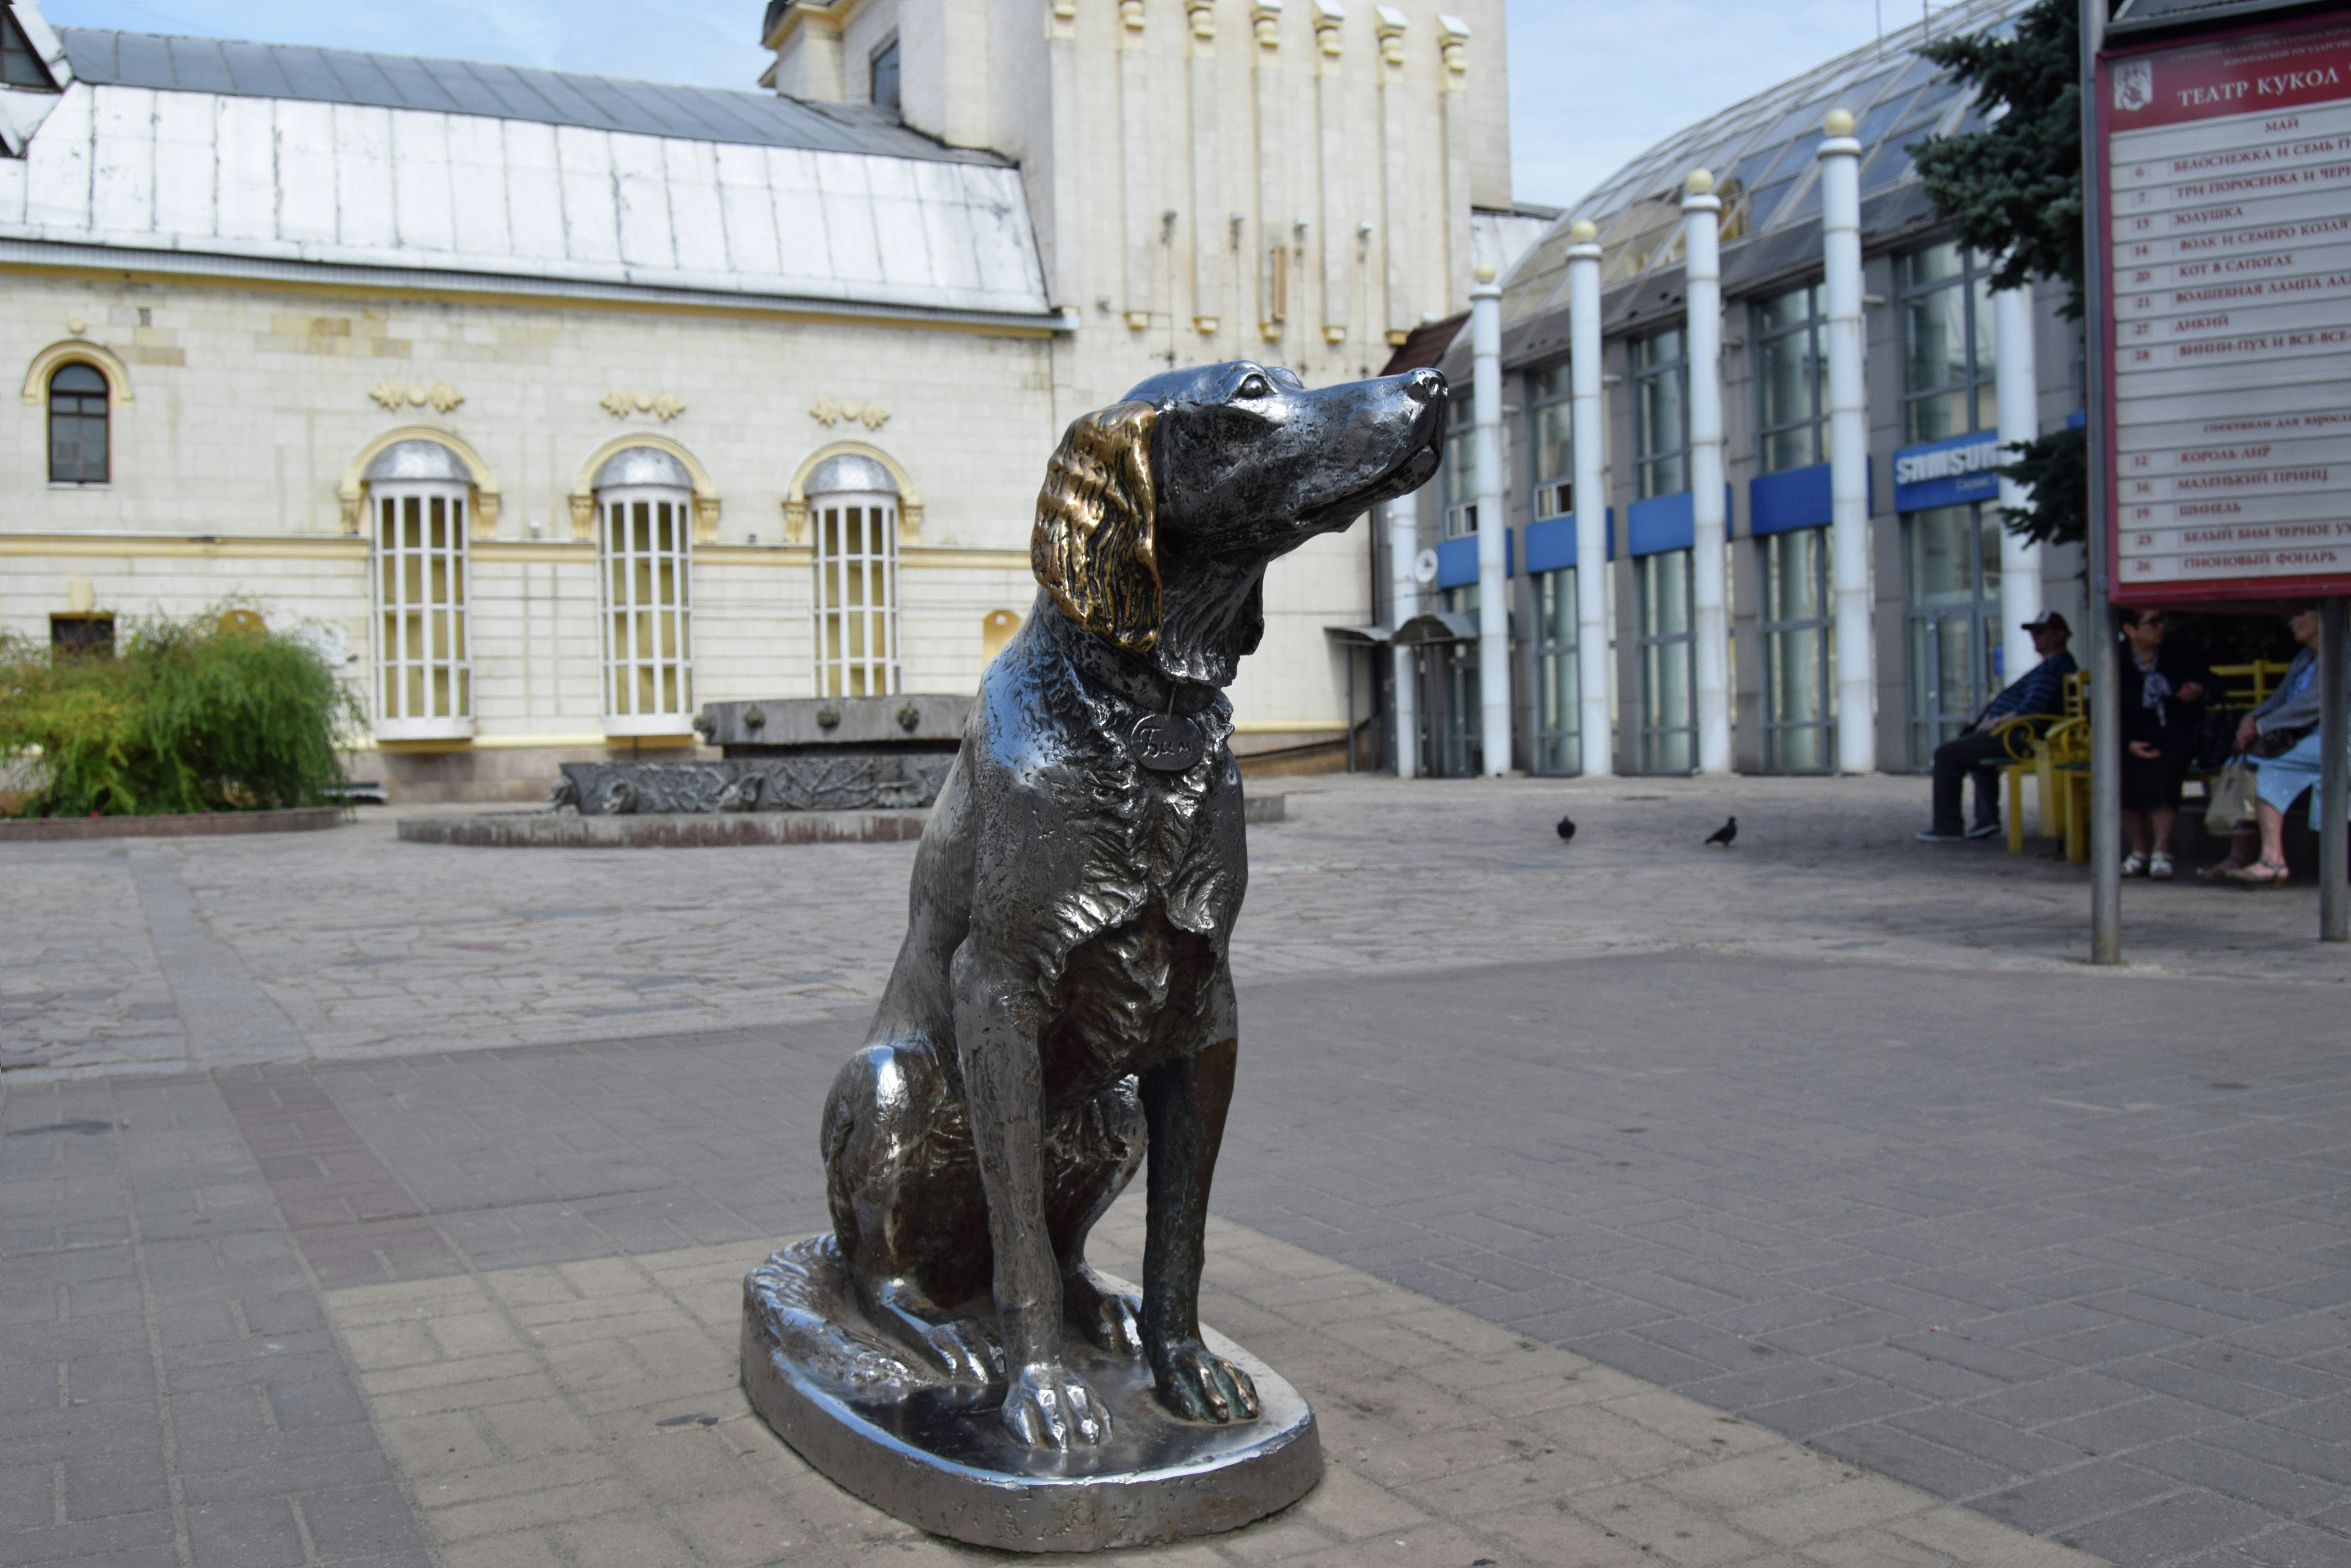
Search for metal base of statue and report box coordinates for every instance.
[740,1237,1321,1553]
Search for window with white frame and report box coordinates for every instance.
[592,447,696,734]
[365,440,472,738]
[1440,424,1509,541]
[807,453,901,698]
[1898,242,2000,443]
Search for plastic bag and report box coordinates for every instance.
[2205,757,2256,835]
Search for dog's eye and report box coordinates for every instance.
[1235,375,1272,400]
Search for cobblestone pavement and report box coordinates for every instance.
[3,773,2342,1077]
[4,775,2347,1567]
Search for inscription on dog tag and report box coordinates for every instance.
[1130,713,1204,772]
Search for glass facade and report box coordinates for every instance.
[1441,427,1477,539]
[1754,284,1829,474]
[1761,528,1834,772]
[1631,330,1688,500]
[1533,567,1579,776]
[1438,583,1481,776]
[1905,503,2004,765]
[1637,550,1694,774]
[1898,243,2000,443]
[1527,362,1573,520]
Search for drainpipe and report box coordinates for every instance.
[1471,261,1511,775]
[1568,219,1612,777]
[1684,170,1730,775]
[1819,108,1877,774]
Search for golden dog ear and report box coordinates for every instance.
[1032,401,1160,651]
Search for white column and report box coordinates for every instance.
[1819,108,1877,774]
[1994,282,2043,684]
[1567,220,1612,777]
[1388,494,1420,777]
[1438,16,1473,316]
[1376,7,1412,346]
[1252,2,1287,348]
[1471,262,1511,775]
[1683,171,1731,775]
[1118,0,1153,332]
[1186,1,1222,338]
[1313,0,1348,352]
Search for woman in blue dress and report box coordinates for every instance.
[2209,605,2346,887]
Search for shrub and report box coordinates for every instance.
[0,609,362,817]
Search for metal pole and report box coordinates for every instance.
[1387,494,1420,777]
[2322,597,2347,942]
[1471,261,1511,776]
[1684,170,1732,775]
[2082,0,2121,963]
[1819,110,1876,774]
[1994,284,2044,686]
[1567,220,1613,778]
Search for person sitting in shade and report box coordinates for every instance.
[1917,611,2077,843]
[2205,604,2347,888]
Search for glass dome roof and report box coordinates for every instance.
[1500,0,2034,325]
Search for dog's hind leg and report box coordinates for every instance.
[1043,1078,1147,1356]
[821,1036,1002,1381]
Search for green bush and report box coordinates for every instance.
[0,610,362,817]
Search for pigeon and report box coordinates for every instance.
[1555,816,1576,842]
[1705,816,1737,847]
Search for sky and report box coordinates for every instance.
[39,0,1920,213]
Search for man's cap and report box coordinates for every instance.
[2024,611,2070,634]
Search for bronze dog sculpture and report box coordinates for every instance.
[817,360,1446,1452]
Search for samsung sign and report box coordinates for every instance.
[1892,432,2004,513]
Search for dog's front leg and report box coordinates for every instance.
[1140,1034,1261,1424]
[951,943,1111,1450]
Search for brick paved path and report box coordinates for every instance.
[5,776,2347,1566]
[4,774,2341,1077]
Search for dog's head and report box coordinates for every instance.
[1033,362,1446,685]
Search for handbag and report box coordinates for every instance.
[2205,758,2257,834]
[2248,723,2314,760]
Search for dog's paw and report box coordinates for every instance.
[913,1317,1003,1383]
[1152,1338,1260,1424]
[1063,1266,1144,1357]
[999,1361,1112,1450]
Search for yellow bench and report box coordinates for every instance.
[2002,660,2293,862]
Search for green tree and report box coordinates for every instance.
[1910,0,2087,546]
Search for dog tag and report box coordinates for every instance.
[1129,713,1204,772]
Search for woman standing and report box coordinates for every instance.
[2116,609,2207,879]
[2208,605,2345,887]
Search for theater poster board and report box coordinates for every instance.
[2101,8,2351,604]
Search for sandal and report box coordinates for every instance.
[2198,857,2249,881]
[2150,851,2174,881]
[2122,851,2148,877]
[2226,859,2290,888]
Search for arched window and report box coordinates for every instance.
[593,447,695,734]
[365,440,472,738]
[48,363,109,485]
[807,453,900,698]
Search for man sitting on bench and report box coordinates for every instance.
[1917,612,2076,843]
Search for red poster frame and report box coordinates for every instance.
[2097,7,2351,608]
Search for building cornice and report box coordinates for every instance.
[0,241,1077,338]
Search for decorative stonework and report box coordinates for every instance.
[1313,0,1344,57]
[1375,6,1406,71]
[1186,0,1216,40]
[600,389,687,421]
[369,380,463,414]
[808,397,891,430]
[1438,14,1469,77]
[1252,0,1283,50]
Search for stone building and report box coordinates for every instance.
[0,0,1534,798]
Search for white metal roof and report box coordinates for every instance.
[0,32,1051,322]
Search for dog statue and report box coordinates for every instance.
[818,360,1446,1451]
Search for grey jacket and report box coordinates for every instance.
[2252,645,2349,735]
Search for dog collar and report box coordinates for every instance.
[1060,626,1221,719]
